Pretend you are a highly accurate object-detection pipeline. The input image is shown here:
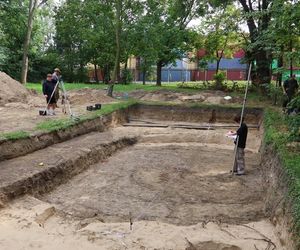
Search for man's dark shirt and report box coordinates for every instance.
[283,79,289,92]
[235,123,248,149]
[284,78,299,97]
[287,79,299,96]
[42,80,56,97]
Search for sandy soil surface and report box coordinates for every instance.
[0,73,243,134]
[0,89,116,134]
[0,196,281,250]
[127,89,243,105]
[0,126,286,249]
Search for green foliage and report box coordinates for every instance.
[35,118,78,132]
[120,68,133,85]
[265,83,285,106]
[0,131,30,141]
[285,96,300,142]
[0,0,55,81]
[35,100,137,132]
[177,82,206,90]
[286,115,300,142]
[213,72,226,90]
[288,95,300,111]
[264,109,300,242]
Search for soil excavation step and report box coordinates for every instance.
[42,141,264,226]
[0,130,137,203]
[0,125,288,249]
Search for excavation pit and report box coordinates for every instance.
[42,126,264,226]
[0,105,292,249]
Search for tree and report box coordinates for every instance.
[202,5,241,73]
[209,0,274,86]
[21,0,48,84]
[267,0,300,84]
[107,0,122,97]
[106,0,144,96]
[0,0,53,82]
[145,0,208,86]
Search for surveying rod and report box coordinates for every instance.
[231,63,252,174]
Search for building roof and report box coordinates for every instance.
[207,58,247,70]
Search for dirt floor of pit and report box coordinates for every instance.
[41,127,264,226]
[0,125,287,249]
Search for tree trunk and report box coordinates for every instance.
[94,63,99,84]
[156,60,163,86]
[142,69,146,85]
[277,49,284,87]
[142,58,146,85]
[107,0,121,97]
[239,0,271,86]
[216,58,221,74]
[123,60,128,84]
[21,0,38,84]
[290,39,293,77]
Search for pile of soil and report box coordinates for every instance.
[0,72,30,106]
[129,89,240,105]
[68,88,115,105]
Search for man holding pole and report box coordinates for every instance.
[231,114,248,175]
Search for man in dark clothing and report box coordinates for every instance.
[283,74,299,109]
[52,68,61,107]
[42,74,57,115]
[232,114,248,175]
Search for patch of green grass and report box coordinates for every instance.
[80,99,137,121]
[35,118,78,132]
[26,81,202,94]
[0,131,30,141]
[264,109,300,243]
[35,100,137,132]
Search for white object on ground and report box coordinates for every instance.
[224,96,232,100]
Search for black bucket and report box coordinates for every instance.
[95,103,101,110]
[39,109,47,116]
[86,105,94,111]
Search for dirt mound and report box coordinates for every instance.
[0,72,30,106]
[129,89,239,104]
[68,88,115,105]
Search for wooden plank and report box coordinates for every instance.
[123,123,169,128]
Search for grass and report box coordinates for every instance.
[264,109,300,244]
[26,82,193,93]
[35,100,137,132]
[0,131,30,141]
[26,81,258,95]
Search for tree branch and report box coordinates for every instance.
[38,0,48,8]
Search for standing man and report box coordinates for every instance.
[42,74,57,115]
[52,68,61,107]
[283,74,299,110]
[232,114,248,176]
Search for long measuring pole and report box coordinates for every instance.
[232,63,252,174]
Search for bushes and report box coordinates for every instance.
[213,72,226,90]
[177,82,205,89]
[264,109,300,242]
